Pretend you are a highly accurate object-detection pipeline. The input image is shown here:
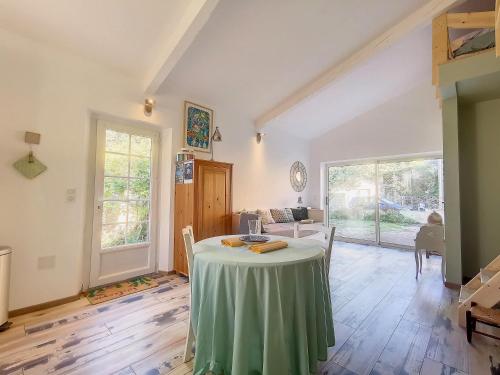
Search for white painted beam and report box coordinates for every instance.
[143,0,220,94]
[255,0,464,131]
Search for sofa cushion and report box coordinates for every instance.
[291,207,308,221]
[257,209,275,225]
[270,208,294,223]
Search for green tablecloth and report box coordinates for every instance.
[191,236,335,375]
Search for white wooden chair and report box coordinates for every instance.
[414,224,445,280]
[302,225,336,277]
[182,226,195,362]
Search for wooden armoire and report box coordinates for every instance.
[173,159,233,275]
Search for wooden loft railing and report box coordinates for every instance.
[432,10,497,86]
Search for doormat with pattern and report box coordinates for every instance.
[86,276,159,305]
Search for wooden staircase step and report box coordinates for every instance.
[481,268,498,284]
[459,285,478,303]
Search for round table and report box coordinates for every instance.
[191,235,335,375]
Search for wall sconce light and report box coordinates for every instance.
[210,126,222,160]
[144,98,155,117]
[256,132,265,144]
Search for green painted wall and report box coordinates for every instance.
[442,96,462,284]
[459,99,500,278]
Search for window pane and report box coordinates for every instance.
[129,178,150,199]
[103,201,127,224]
[131,135,151,157]
[102,224,126,248]
[105,153,129,176]
[126,222,148,244]
[128,201,149,222]
[130,156,151,178]
[105,129,129,154]
[379,159,444,246]
[104,177,127,200]
[328,164,377,242]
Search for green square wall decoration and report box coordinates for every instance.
[13,154,47,179]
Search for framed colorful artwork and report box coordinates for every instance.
[184,101,213,153]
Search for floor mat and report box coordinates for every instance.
[86,276,159,304]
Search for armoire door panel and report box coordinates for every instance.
[214,170,227,236]
[200,167,214,239]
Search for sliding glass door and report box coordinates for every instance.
[378,159,443,246]
[326,157,443,248]
[327,163,377,242]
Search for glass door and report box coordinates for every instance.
[326,157,443,248]
[378,159,444,247]
[90,120,159,287]
[327,163,377,243]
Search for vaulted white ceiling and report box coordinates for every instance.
[0,0,195,77]
[159,0,435,116]
[0,0,493,139]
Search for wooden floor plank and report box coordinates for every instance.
[403,262,444,327]
[131,344,186,375]
[22,314,187,375]
[334,267,404,329]
[0,325,110,366]
[319,321,356,369]
[166,362,193,375]
[370,319,431,375]
[67,322,187,375]
[425,289,470,373]
[331,290,413,375]
[321,361,357,375]
[420,357,466,375]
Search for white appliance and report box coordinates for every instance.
[0,246,12,329]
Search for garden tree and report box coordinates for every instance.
[379,160,440,209]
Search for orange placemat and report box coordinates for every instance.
[249,241,288,254]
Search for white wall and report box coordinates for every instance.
[0,28,175,310]
[308,83,443,208]
[0,28,310,310]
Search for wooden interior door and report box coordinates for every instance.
[196,161,232,240]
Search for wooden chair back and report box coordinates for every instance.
[324,226,336,276]
[182,226,195,279]
[415,224,445,255]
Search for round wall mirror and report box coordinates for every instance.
[290,161,307,192]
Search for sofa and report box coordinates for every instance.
[231,208,324,238]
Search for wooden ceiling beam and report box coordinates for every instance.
[446,11,495,29]
[254,0,464,131]
[143,0,220,95]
